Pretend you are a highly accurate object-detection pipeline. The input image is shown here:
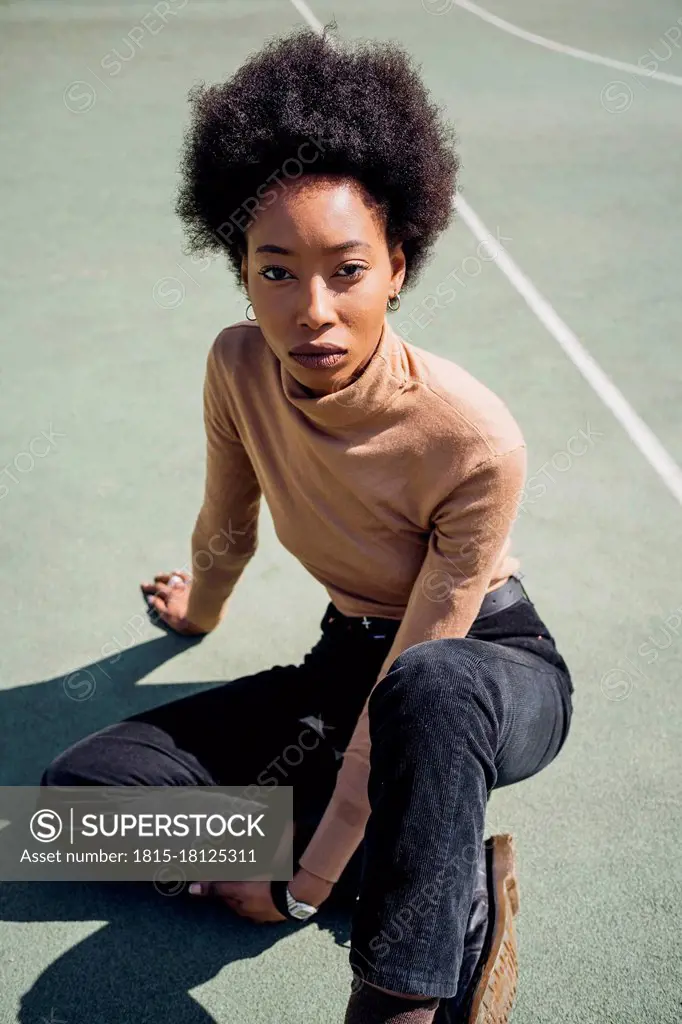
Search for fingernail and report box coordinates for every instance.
[189,883,202,895]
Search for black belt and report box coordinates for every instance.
[326,574,528,633]
[475,573,528,620]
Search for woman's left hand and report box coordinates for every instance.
[188,868,335,923]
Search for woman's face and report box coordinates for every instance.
[241,175,405,397]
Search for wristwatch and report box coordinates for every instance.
[270,879,319,921]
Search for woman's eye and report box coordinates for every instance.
[259,266,294,282]
[336,263,366,279]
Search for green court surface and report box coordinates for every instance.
[1,1,681,1021]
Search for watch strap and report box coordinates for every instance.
[270,880,293,919]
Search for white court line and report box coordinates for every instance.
[288,0,325,34]
[455,196,682,506]
[288,0,682,508]
[453,0,682,87]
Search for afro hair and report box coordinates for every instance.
[175,25,459,289]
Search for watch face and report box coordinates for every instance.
[291,905,314,920]
[286,893,317,919]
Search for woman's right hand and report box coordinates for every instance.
[140,570,207,636]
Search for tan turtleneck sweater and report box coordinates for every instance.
[186,319,527,883]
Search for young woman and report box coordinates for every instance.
[42,27,574,1024]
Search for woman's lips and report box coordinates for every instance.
[290,351,347,369]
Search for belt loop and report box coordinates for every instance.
[513,573,530,602]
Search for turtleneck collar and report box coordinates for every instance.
[279,319,408,428]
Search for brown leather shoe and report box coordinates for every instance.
[435,833,520,1024]
[465,834,520,1023]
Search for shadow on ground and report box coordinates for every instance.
[0,878,354,1024]
[1,631,208,788]
[0,634,356,1024]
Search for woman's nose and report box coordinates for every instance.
[298,277,334,330]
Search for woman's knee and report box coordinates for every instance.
[41,745,90,787]
[369,638,492,717]
[41,729,116,787]
[381,638,485,692]
[40,721,189,788]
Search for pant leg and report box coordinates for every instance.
[41,662,333,797]
[349,627,573,998]
[40,603,398,868]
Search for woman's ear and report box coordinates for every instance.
[240,253,248,292]
[390,242,407,295]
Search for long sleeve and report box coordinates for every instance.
[186,339,262,634]
[297,444,527,883]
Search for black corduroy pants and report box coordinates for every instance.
[42,581,573,998]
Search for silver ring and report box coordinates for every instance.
[168,574,186,588]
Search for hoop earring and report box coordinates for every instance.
[245,302,257,322]
[387,293,401,312]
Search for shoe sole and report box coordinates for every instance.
[467,834,520,1024]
